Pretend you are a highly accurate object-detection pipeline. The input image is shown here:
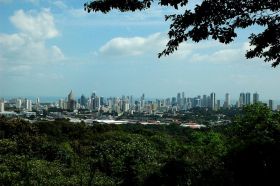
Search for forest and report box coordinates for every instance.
[0,103,279,185]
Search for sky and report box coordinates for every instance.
[0,0,279,100]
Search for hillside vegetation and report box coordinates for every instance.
[0,104,279,185]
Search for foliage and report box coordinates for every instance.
[84,0,280,67]
[0,103,280,185]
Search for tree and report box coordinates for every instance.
[84,0,280,67]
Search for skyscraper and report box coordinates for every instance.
[80,94,87,106]
[253,92,259,104]
[224,93,230,108]
[36,97,40,105]
[140,93,145,110]
[67,90,76,110]
[177,93,181,106]
[25,99,32,111]
[239,93,245,106]
[202,95,207,107]
[0,101,4,112]
[59,99,64,109]
[210,92,216,110]
[217,100,221,110]
[194,97,201,107]
[245,92,251,105]
[269,100,273,110]
[16,99,22,109]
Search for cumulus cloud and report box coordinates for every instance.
[98,32,245,64]
[0,9,64,75]
[190,48,242,64]
[99,33,165,57]
[10,9,58,39]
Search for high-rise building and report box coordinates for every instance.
[217,100,221,110]
[35,97,40,110]
[67,90,76,110]
[25,99,32,111]
[245,92,251,105]
[91,92,96,99]
[239,93,245,106]
[223,93,230,108]
[16,99,22,109]
[177,93,181,106]
[171,97,176,106]
[95,96,101,111]
[0,101,4,112]
[210,92,216,110]
[129,96,133,106]
[59,99,64,109]
[36,97,40,105]
[80,94,87,106]
[269,100,273,110]
[253,92,259,104]
[202,95,207,107]
[140,93,145,110]
[194,97,201,107]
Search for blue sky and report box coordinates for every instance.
[0,0,279,100]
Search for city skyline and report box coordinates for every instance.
[1,90,276,103]
[1,1,280,99]
[2,90,279,115]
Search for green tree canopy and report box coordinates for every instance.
[84,0,280,67]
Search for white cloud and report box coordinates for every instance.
[99,33,193,59]
[0,9,64,75]
[99,33,164,57]
[190,48,242,64]
[98,32,243,63]
[10,9,58,39]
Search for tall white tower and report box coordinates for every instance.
[210,92,216,110]
[224,93,230,108]
[0,101,4,112]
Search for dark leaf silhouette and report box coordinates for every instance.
[84,0,280,67]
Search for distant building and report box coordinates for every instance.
[171,97,176,107]
[67,90,76,110]
[35,97,40,110]
[59,99,65,109]
[210,92,216,110]
[239,93,245,106]
[194,97,201,107]
[80,94,87,106]
[253,92,259,104]
[0,101,4,112]
[36,97,40,105]
[202,95,207,107]
[177,93,181,106]
[16,99,22,109]
[25,99,32,111]
[223,93,230,108]
[216,100,221,110]
[28,100,32,111]
[269,100,273,110]
[245,92,251,105]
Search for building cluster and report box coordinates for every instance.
[0,91,278,117]
[51,91,275,113]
